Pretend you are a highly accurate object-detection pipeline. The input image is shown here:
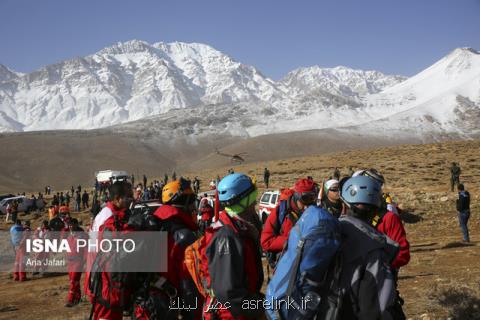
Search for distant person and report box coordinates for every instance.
[11,219,28,281]
[348,166,354,177]
[65,192,71,205]
[264,167,271,188]
[193,176,200,194]
[90,193,101,218]
[172,171,177,181]
[77,185,82,193]
[456,184,470,242]
[450,162,461,192]
[63,218,86,307]
[75,191,81,212]
[71,186,75,196]
[82,190,90,209]
[333,167,341,181]
[131,174,135,187]
[143,174,147,188]
[11,200,19,223]
[5,201,12,222]
[94,178,100,193]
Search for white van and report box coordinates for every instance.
[96,170,130,184]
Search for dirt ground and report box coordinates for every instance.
[0,139,479,320]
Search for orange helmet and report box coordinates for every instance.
[162,178,194,204]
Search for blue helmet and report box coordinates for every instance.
[218,173,256,206]
[340,176,382,208]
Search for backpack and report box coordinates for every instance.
[266,206,341,320]
[184,227,215,298]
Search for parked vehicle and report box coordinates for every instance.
[258,190,280,224]
[95,170,130,185]
[0,194,15,202]
[0,195,46,214]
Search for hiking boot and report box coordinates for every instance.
[64,302,74,308]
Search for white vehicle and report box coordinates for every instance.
[258,190,281,224]
[96,170,130,184]
[0,195,46,214]
[132,200,162,216]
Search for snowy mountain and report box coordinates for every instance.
[0,41,479,142]
[0,40,286,132]
[281,66,406,99]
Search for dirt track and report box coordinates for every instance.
[1,139,479,319]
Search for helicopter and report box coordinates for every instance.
[215,148,247,165]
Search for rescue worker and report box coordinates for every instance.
[88,181,135,320]
[152,178,201,320]
[261,178,317,268]
[318,179,344,218]
[63,218,87,307]
[199,201,214,233]
[337,175,399,319]
[203,173,264,319]
[10,219,27,281]
[354,169,410,318]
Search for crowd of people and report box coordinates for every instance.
[6,164,473,320]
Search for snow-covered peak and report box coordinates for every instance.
[0,64,21,82]
[281,65,406,99]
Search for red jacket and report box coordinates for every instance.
[261,197,299,253]
[376,211,410,269]
[88,203,133,319]
[153,205,198,290]
[153,205,201,319]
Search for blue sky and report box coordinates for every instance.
[0,0,479,79]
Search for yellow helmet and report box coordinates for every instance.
[162,178,194,204]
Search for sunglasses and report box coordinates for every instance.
[329,188,339,193]
[299,192,317,205]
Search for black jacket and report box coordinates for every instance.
[456,191,470,212]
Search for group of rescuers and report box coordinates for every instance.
[15,168,412,320]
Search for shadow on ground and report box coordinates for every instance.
[442,242,475,249]
[434,286,480,320]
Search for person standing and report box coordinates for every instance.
[333,167,341,181]
[193,176,200,194]
[263,167,271,188]
[10,219,27,281]
[143,174,147,188]
[450,162,461,192]
[337,176,398,319]
[75,191,81,212]
[11,200,19,223]
[63,218,86,307]
[82,191,89,210]
[456,184,471,242]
